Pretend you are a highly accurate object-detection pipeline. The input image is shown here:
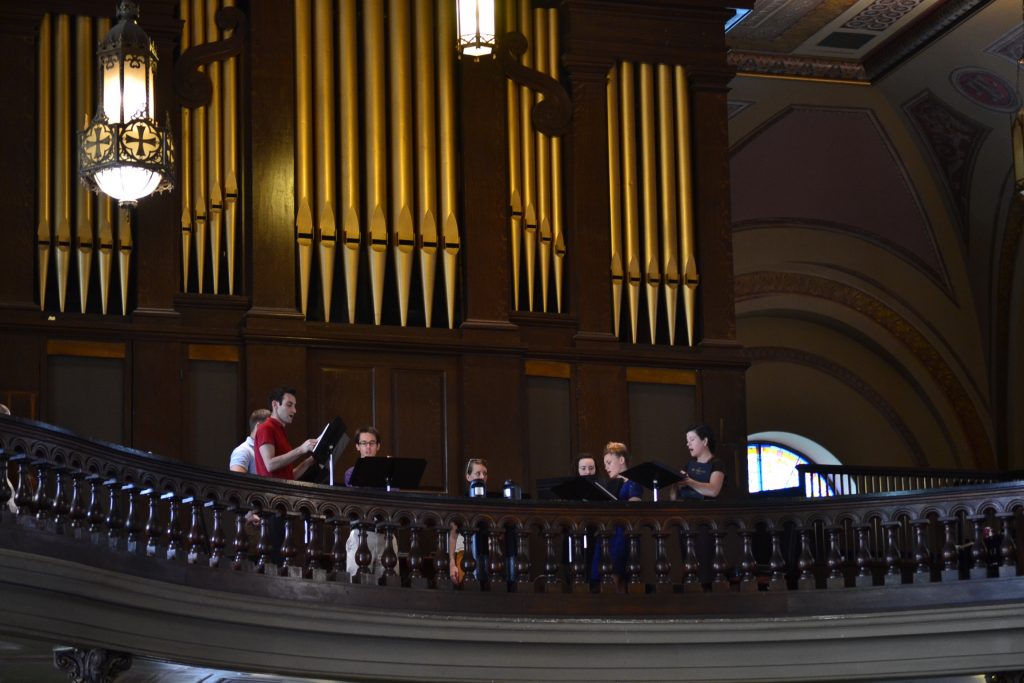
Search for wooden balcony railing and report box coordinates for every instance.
[795,463,1024,497]
[1,417,1022,620]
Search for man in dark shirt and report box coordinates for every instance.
[253,387,317,481]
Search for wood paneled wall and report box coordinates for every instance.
[0,0,749,494]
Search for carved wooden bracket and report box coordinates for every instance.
[495,31,572,137]
[53,647,133,683]
[173,5,248,110]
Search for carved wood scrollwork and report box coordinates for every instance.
[53,647,132,683]
[495,31,571,137]
[173,6,248,110]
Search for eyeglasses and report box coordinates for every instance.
[357,440,378,446]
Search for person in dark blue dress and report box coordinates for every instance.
[591,442,643,585]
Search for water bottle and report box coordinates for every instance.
[503,479,521,500]
[469,479,486,498]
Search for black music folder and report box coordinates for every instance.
[299,417,349,485]
[550,476,618,502]
[348,456,427,490]
[621,461,683,501]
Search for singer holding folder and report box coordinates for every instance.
[254,387,317,481]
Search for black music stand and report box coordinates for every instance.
[299,417,349,485]
[551,476,618,502]
[348,456,427,491]
[621,461,683,501]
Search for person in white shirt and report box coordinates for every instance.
[229,408,272,475]
[1,403,16,514]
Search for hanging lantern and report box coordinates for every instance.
[456,0,496,58]
[79,1,174,206]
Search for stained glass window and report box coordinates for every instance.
[747,441,836,495]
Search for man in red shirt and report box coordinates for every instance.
[253,387,317,480]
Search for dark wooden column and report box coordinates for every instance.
[133,0,181,318]
[0,5,46,310]
[245,0,301,318]
[458,58,515,331]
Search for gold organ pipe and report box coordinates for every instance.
[390,0,415,327]
[338,0,360,323]
[534,8,551,313]
[548,9,564,313]
[620,61,641,343]
[365,0,388,325]
[505,0,521,311]
[37,14,52,311]
[180,1,192,291]
[314,0,336,321]
[606,65,623,337]
[191,0,207,292]
[294,0,314,316]
[54,13,71,313]
[638,62,660,343]
[674,65,699,346]
[518,0,537,310]
[222,0,238,295]
[206,0,223,294]
[97,17,113,314]
[657,64,679,345]
[117,206,131,315]
[437,0,459,328]
[414,0,438,327]
[75,18,94,313]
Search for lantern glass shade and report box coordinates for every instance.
[95,165,162,203]
[457,0,496,57]
[102,57,154,124]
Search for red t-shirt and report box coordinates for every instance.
[253,416,295,480]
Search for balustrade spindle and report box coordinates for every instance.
[854,524,875,587]
[569,529,588,594]
[883,522,903,586]
[0,448,11,518]
[768,528,787,591]
[540,527,560,593]
[514,527,532,593]
[912,520,932,583]
[12,454,34,520]
[230,506,250,571]
[163,492,185,562]
[182,497,208,565]
[652,531,672,593]
[939,517,960,582]
[711,530,729,592]
[407,523,428,588]
[51,466,70,533]
[796,528,816,590]
[33,462,53,526]
[121,484,142,554]
[459,525,479,590]
[738,530,758,592]
[281,513,299,577]
[596,526,615,593]
[326,518,349,583]
[433,525,451,590]
[681,530,701,593]
[997,514,1018,578]
[85,475,105,543]
[969,516,988,580]
[489,526,508,593]
[304,514,326,580]
[352,522,374,585]
[825,527,844,589]
[379,523,400,587]
[68,472,87,538]
[207,500,225,568]
[105,478,125,551]
[626,526,644,595]
[141,488,163,556]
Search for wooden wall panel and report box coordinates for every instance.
[391,368,449,491]
[627,381,696,468]
[188,359,240,471]
[132,340,182,459]
[698,367,748,497]
[461,355,520,493]
[247,343,309,439]
[526,375,573,486]
[317,366,376,472]
[575,363,629,458]
[48,354,125,445]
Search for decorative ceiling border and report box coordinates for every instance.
[735,271,994,468]
[729,0,993,82]
[746,345,930,467]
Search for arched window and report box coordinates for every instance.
[746,432,842,496]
